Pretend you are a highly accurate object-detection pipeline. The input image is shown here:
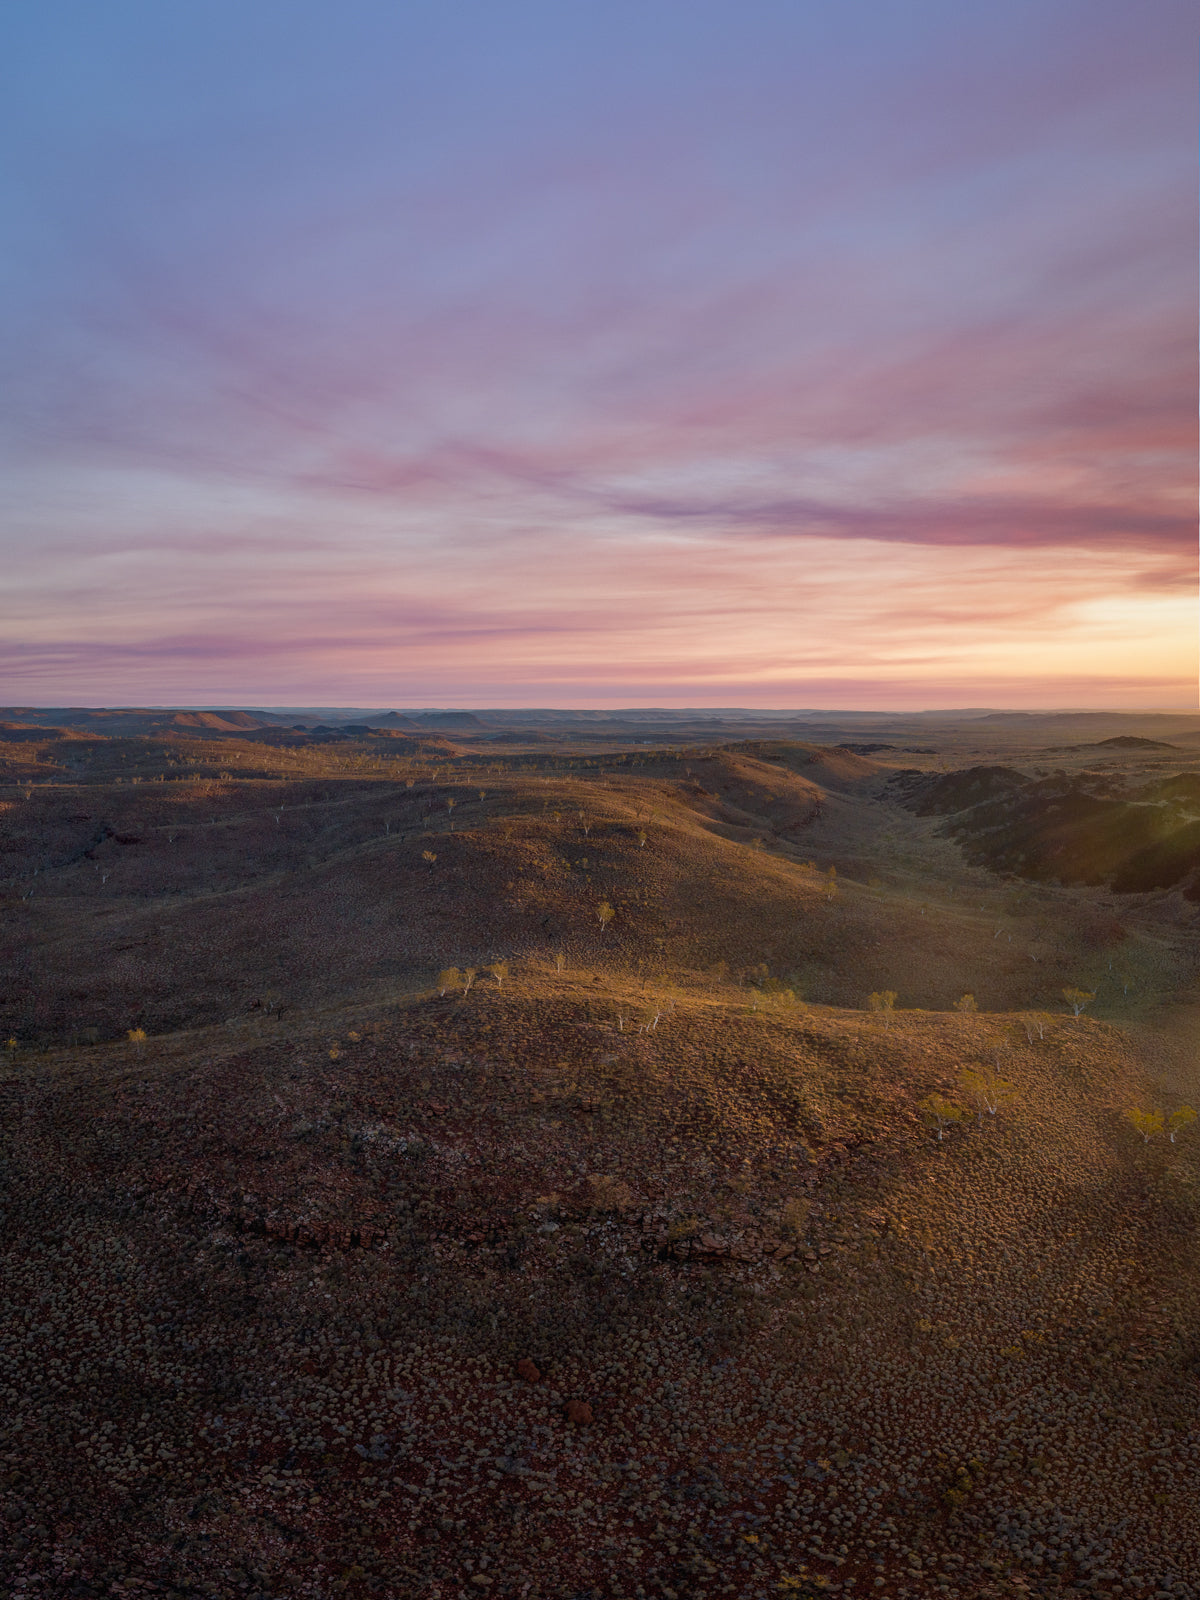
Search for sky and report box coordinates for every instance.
[1,0,1196,710]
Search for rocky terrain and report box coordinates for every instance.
[2,710,1199,1599]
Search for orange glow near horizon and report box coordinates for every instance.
[6,508,1194,707]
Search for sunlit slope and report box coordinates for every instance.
[3,744,1173,1043]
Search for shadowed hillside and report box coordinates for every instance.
[897,764,1200,897]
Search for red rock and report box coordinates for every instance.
[564,1399,593,1425]
[698,1233,729,1255]
[516,1357,541,1383]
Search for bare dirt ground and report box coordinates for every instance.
[1,712,1199,1600]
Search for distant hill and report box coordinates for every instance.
[366,711,422,729]
[0,707,289,737]
[723,739,885,788]
[1092,735,1177,750]
[0,721,74,742]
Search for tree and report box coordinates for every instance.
[488,960,510,989]
[422,850,437,868]
[868,990,897,1027]
[1063,986,1094,1020]
[554,950,567,974]
[462,966,478,994]
[824,866,838,902]
[958,1066,1016,1124]
[760,976,799,1007]
[954,994,978,1014]
[597,901,615,933]
[1126,1108,1163,1144]
[980,1030,1012,1072]
[1168,1105,1197,1144]
[127,1027,147,1049]
[919,1093,964,1141]
[437,967,461,997]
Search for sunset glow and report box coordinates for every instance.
[2,0,1195,708]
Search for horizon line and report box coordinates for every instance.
[5,703,1199,717]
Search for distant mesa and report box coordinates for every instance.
[347,711,422,730]
[487,730,554,744]
[406,711,486,729]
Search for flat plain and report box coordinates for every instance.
[2,705,1199,1600]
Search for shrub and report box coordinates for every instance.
[580,1174,635,1211]
[919,1094,964,1141]
[1168,1105,1197,1143]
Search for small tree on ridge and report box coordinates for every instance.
[1063,986,1094,1021]
[868,990,897,1028]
